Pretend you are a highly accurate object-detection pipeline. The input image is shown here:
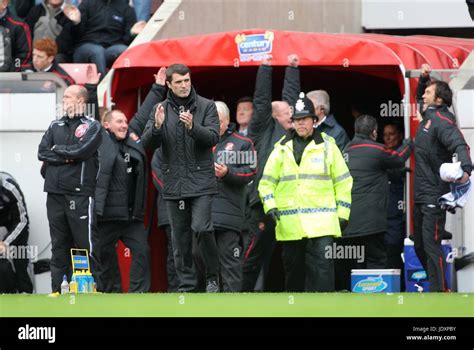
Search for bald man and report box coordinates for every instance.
[38,84,102,293]
[242,54,299,292]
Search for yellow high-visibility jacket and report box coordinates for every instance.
[258,132,353,241]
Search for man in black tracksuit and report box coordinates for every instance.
[94,110,150,293]
[38,84,102,293]
[343,115,412,272]
[142,64,220,292]
[213,101,256,292]
[242,54,299,292]
[151,148,180,292]
[414,67,472,292]
[0,172,33,293]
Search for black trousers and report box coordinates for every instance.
[0,228,33,293]
[413,204,448,292]
[241,203,276,292]
[281,236,335,292]
[46,193,100,293]
[166,195,219,292]
[163,225,180,292]
[215,228,242,292]
[98,220,150,293]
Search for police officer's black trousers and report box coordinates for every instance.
[98,220,151,293]
[241,202,276,292]
[46,194,100,293]
[166,195,219,292]
[281,235,335,292]
[215,228,242,292]
[413,204,448,292]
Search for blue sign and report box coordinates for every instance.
[235,32,274,62]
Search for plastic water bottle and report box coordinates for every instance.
[61,275,69,294]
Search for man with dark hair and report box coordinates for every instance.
[0,172,33,293]
[235,96,253,136]
[383,122,407,274]
[142,63,221,293]
[413,65,472,292]
[95,110,149,293]
[343,115,412,270]
[38,84,102,293]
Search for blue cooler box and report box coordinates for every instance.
[351,269,401,293]
[403,238,453,292]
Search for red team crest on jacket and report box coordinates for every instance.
[225,142,235,151]
[75,124,89,138]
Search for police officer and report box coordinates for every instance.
[38,84,102,293]
[95,110,150,293]
[258,93,353,292]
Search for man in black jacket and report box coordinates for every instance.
[38,84,102,293]
[95,110,149,293]
[213,101,256,292]
[241,54,299,292]
[0,172,33,293]
[414,68,472,292]
[151,148,180,292]
[343,115,412,270]
[72,0,144,76]
[142,64,220,293]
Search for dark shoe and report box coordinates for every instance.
[206,280,219,293]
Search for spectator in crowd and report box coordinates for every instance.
[0,172,33,294]
[94,110,150,293]
[383,122,407,273]
[72,0,146,77]
[343,115,412,269]
[151,148,180,292]
[242,54,299,292]
[213,101,256,292]
[0,0,31,72]
[259,93,353,292]
[235,96,253,136]
[25,37,75,85]
[141,64,221,293]
[24,0,79,63]
[307,90,350,151]
[133,0,151,22]
[9,0,35,18]
[37,83,102,293]
[413,65,472,292]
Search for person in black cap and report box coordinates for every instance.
[258,93,353,292]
